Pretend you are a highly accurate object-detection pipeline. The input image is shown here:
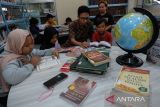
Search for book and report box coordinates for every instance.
[83,50,111,66]
[60,58,76,72]
[70,54,109,75]
[60,77,96,105]
[146,39,160,65]
[64,47,85,57]
[106,66,150,107]
[90,41,111,48]
[37,56,60,71]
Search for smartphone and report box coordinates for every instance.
[43,73,68,88]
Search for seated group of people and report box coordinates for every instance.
[29,1,113,50]
[0,2,113,105]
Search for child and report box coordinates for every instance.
[45,14,57,27]
[64,17,72,25]
[40,27,61,50]
[92,18,112,44]
[0,29,59,92]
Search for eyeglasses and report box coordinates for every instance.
[79,17,89,20]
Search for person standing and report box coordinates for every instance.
[94,1,114,32]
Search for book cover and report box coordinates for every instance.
[60,77,96,105]
[70,54,109,75]
[106,66,150,107]
[90,41,111,48]
[60,58,76,72]
[115,66,150,96]
[37,56,60,71]
[83,50,111,66]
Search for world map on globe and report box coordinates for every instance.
[113,13,153,50]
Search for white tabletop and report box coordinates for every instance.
[7,46,160,107]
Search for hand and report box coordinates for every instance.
[30,56,41,67]
[81,42,89,48]
[52,50,59,58]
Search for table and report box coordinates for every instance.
[7,46,160,107]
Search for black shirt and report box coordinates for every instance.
[94,12,114,32]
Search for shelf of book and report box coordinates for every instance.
[0,1,29,53]
[88,3,128,8]
[0,18,27,27]
[0,1,23,7]
[88,0,128,23]
[0,1,28,30]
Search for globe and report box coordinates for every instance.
[112,8,159,67]
[113,13,153,50]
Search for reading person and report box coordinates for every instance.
[92,18,112,44]
[40,27,61,50]
[0,29,59,93]
[64,17,72,25]
[64,5,94,48]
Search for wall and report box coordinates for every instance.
[55,0,87,25]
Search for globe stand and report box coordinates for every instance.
[116,53,143,67]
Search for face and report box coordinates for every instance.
[99,3,107,14]
[78,12,89,25]
[48,18,55,25]
[50,34,57,44]
[96,22,106,34]
[21,35,34,55]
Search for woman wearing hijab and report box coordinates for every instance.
[0,29,59,93]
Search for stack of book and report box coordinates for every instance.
[106,66,150,107]
[60,77,96,105]
[70,50,111,75]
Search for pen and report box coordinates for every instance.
[54,56,61,64]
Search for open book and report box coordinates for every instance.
[90,41,111,48]
[83,50,111,66]
[60,77,96,105]
[37,56,60,71]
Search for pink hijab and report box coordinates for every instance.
[0,29,30,92]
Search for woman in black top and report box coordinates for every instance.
[94,1,114,32]
[40,27,60,50]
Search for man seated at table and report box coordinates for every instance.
[64,5,94,48]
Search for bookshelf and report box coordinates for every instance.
[0,1,28,53]
[88,0,128,23]
[23,1,56,24]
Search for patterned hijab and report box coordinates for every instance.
[0,29,30,92]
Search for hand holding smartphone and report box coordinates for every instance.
[43,73,68,89]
